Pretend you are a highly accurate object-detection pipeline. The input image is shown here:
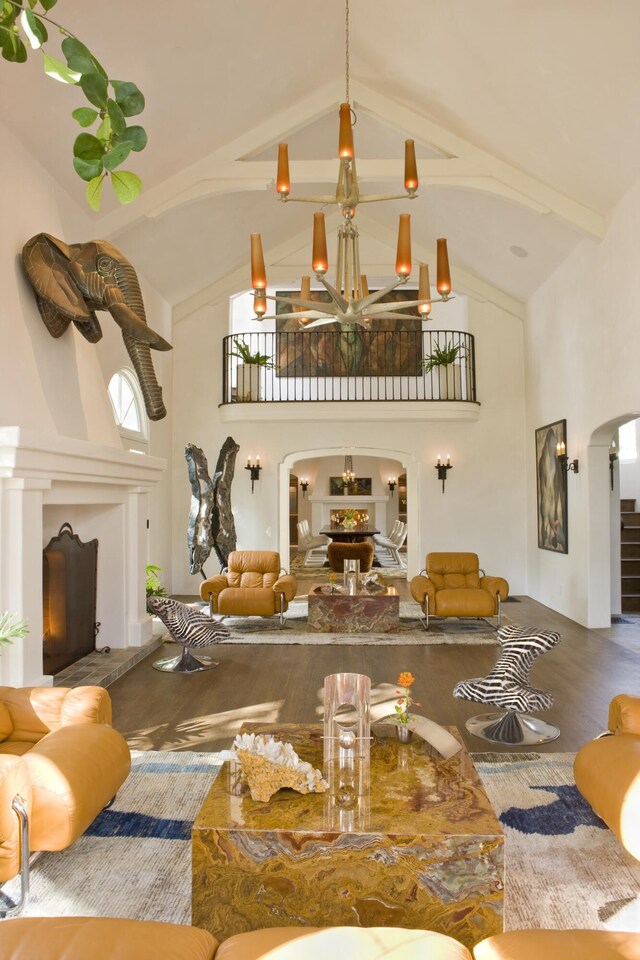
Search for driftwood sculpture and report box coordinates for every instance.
[185,437,240,576]
[211,436,240,568]
[22,233,172,421]
[185,443,215,576]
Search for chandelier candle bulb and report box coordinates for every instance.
[396,214,412,277]
[436,238,452,295]
[338,102,354,158]
[446,455,451,466]
[312,213,329,274]
[404,139,418,192]
[418,263,432,316]
[250,234,267,290]
[437,455,442,466]
[276,143,290,196]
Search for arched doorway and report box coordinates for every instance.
[588,412,640,626]
[278,446,419,576]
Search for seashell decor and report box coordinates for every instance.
[232,733,328,803]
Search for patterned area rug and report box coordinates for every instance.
[474,752,640,932]
[291,557,407,579]
[4,750,639,932]
[211,599,502,645]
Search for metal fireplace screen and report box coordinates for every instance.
[42,522,98,675]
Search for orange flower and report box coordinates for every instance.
[397,672,415,689]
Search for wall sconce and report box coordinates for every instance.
[388,477,396,495]
[245,456,262,493]
[609,441,618,491]
[435,454,452,493]
[300,477,309,497]
[556,442,579,474]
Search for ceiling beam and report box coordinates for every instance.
[96,77,604,242]
[360,217,524,320]
[351,80,605,240]
[97,79,344,239]
[173,214,342,324]
[173,213,524,324]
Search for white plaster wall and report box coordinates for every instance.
[0,120,173,609]
[171,294,527,596]
[525,176,640,625]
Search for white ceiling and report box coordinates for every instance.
[2,1,640,313]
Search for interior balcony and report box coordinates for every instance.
[220,329,480,423]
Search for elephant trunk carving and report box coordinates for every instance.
[21,233,172,422]
[115,262,165,421]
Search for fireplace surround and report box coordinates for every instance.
[0,427,166,687]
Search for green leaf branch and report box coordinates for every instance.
[0,0,147,211]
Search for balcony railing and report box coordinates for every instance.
[222,329,477,404]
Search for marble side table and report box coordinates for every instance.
[192,722,504,948]
[307,583,400,632]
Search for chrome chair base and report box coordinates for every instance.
[465,711,560,745]
[152,645,219,673]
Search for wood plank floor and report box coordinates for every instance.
[109,594,640,755]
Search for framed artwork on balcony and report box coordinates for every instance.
[330,476,372,496]
[535,418,568,554]
[275,290,422,378]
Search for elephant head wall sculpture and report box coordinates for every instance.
[22,233,172,421]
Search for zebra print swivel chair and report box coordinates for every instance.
[453,623,561,744]
[147,596,231,673]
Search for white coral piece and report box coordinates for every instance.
[231,733,328,801]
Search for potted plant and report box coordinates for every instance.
[146,564,168,598]
[230,337,274,402]
[0,611,29,652]
[422,339,466,400]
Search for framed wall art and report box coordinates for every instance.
[329,476,372,496]
[275,289,422,378]
[535,418,568,554]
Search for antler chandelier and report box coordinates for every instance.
[248,0,453,330]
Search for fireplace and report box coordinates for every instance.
[330,509,369,526]
[43,523,99,675]
[0,427,166,688]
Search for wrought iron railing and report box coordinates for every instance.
[222,329,477,404]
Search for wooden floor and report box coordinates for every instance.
[109,593,640,755]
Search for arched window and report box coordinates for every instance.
[108,369,148,452]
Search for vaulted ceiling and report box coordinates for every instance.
[3,1,640,320]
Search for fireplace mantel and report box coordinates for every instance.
[0,427,166,687]
[308,494,390,532]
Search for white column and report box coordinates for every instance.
[0,478,52,687]
[126,488,153,646]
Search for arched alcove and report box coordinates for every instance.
[278,446,419,575]
[587,412,640,626]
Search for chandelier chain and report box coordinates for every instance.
[345,0,350,104]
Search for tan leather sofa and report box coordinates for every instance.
[0,686,131,910]
[200,551,297,626]
[1,920,639,960]
[410,552,509,629]
[574,693,640,861]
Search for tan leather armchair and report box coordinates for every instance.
[200,551,297,627]
[410,552,509,630]
[0,686,131,915]
[574,694,640,861]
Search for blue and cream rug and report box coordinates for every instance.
[3,750,638,933]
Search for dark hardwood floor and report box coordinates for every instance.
[109,594,640,756]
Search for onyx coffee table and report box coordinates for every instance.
[192,722,504,948]
[307,583,400,632]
